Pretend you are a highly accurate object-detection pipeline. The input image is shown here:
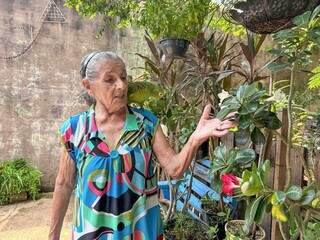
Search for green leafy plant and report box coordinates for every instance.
[216,82,282,145]
[209,145,256,193]
[201,192,232,225]
[66,0,214,40]
[266,7,320,238]
[231,32,272,83]
[304,219,320,240]
[137,0,213,40]
[0,159,42,205]
[206,225,219,239]
[221,160,320,238]
[65,0,140,29]
[164,212,208,240]
[308,66,320,89]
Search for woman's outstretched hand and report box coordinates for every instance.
[192,104,237,145]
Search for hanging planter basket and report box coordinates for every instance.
[227,0,320,34]
[159,38,190,58]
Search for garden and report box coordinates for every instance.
[1,0,320,239]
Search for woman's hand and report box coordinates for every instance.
[192,104,237,145]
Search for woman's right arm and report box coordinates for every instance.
[48,147,76,240]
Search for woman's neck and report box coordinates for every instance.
[94,102,127,125]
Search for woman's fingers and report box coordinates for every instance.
[224,112,239,121]
[212,129,229,137]
[219,119,238,130]
[200,104,212,121]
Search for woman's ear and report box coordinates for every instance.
[82,79,93,96]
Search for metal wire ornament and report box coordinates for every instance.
[0,0,67,60]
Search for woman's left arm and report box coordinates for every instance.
[152,104,237,179]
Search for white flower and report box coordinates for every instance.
[266,89,287,102]
[218,89,231,106]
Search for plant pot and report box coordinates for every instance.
[159,38,190,58]
[163,218,175,240]
[10,191,28,203]
[225,220,266,240]
[216,221,227,240]
[228,0,320,34]
[0,191,29,205]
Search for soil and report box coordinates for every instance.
[227,221,265,240]
[0,192,74,240]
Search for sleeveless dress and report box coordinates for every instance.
[58,105,163,240]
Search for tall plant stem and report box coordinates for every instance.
[182,161,196,212]
[279,222,290,240]
[285,63,295,190]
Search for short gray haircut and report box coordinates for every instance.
[80,51,125,80]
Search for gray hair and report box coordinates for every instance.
[80,51,125,80]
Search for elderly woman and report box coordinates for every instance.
[48,51,236,240]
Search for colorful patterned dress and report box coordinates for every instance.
[59,105,163,240]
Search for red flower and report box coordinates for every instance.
[221,174,241,196]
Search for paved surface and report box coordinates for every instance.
[0,193,74,240]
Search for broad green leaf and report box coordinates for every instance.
[271,191,286,205]
[267,62,291,72]
[216,107,237,120]
[235,129,251,145]
[262,112,282,130]
[234,149,256,165]
[244,195,264,235]
[272,204,288,222]
[245,82,260,97]
[311,198,320,208]
[286,185,303,201]
[300,189,316,205]
[251,127,265,145]
[261,160,270,184]
[217,212,227,217]
[239,102,259,115]
[242,169,251,182]
[239,114,252,129]
[255,196,269,224]
[236,85,247,103]
[214,145,227,162]
[293,11,311,26]
[310,5,320,24]
[241,171,263,196]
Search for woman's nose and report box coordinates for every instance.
[116,78,126,90]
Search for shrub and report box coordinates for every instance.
[0,159,42,205]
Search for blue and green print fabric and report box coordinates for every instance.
[58,105,163,240]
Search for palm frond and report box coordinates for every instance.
[308,66,320,89]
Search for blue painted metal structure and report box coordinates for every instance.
[158,159,236,225]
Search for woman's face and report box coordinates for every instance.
[84,59,128,112]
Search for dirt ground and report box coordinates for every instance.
[0,193,74,240]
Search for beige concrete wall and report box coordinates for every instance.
[0,0,147,190]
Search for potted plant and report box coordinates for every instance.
[223,0,320,34]
[163,212,208,240]
[222,161,270,240]
[0,159,42,205]
[216,82,282,145]
[220,159,320,240]
[137,0,213,58]
[201,193,232,240]
[207,145,256,239]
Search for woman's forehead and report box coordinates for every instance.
[98,59,126,75]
